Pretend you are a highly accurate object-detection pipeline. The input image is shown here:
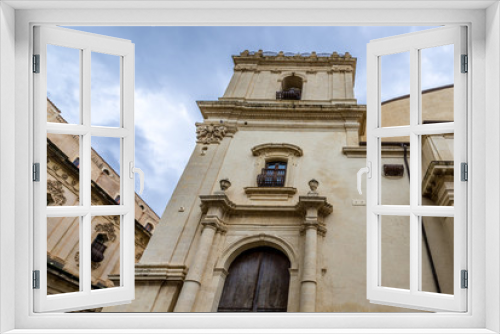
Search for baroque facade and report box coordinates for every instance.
[46,99,160,299]
[105,50,454,312]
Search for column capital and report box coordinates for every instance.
[201,217,227,233]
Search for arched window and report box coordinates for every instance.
[144,223,154,232]
[90,234,108,263]
[276,75,303,100]
[217,247,290,312]
[72,157,80,168]
[257,161,287,187]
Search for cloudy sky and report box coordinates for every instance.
[47,26,454,216]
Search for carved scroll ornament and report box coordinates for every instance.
[47,180,67,206]
[196,124,227,144]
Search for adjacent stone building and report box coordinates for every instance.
[46,99,160,298]
[105,50,454,312]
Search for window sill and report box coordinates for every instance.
[244,186,297,200]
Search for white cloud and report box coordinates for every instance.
[134,88,198,212]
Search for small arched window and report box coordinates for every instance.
[72,157,80,168]
[145,223,154,232]
[91,234,108,263]
[277,75,303,100]
[257,161,287,187]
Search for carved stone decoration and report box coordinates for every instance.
[75,251,104,270]
[196,123,227,144]
[308,179,319,196]
[47,180,67,206]
[95,223,117,242]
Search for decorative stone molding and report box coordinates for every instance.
[251,143,303,157]
[342,145,411,158]
[244,186,297,201]
[47,180,67,206]
[234,63,258,71]
[422,161,454,206]
[199,193,332,221]
[195,122,238,145]
[201,216,228,233]
[108,263,187,284]
[95,223,117,242]
[197,101,366,126]
[196,123,227,144]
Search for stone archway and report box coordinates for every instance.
[217,247,290,312]
[210,234,299,312]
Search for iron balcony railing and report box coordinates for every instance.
[276,88,301,100]
[257,168,287,187]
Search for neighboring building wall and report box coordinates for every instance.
[105,51,454,313]
[46,100,160,297]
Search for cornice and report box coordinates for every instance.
[199,193,333,217]
[197,100,366,122]
[251,143,303,157]
[422,161,454,206]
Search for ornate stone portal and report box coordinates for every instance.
[173,189,332,312]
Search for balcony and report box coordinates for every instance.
[276,88,301,101]
[257,168,287,187]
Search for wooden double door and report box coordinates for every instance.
[217,247,290,312]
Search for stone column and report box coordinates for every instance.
[300,217,319,312]
[297,193,332,313]
[174,219,219,312]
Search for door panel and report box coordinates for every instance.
[218,247,290,312]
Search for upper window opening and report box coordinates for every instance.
[257,161,287,187]
[277,75,302,100]
[144,223,154,232]
[91,234,108,263]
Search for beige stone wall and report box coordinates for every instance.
[221,51,357,104]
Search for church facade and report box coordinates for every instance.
[106,50,454,312]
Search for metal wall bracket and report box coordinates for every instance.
[33,270,40,289]
[461,270,468,289]
[33,163,40,182]
[461,162,468,181]
[33,54,40,73]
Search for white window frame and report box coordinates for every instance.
[1,1,499,333]
[33,25,136,313]
[366,26,468,312]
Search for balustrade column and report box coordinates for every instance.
[174,221,218,312]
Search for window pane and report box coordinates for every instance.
[381,215,410,290]
[91,52,121,127]
[421,133,454,206]
[420,45,454,124]
[47,45,81,125]
[47,216,81,295]
[380,52,410,128]
[91,215,121,290]
[47,133,80,206]
[420,216,454,295]
[91,137,121,205]
[380,137,410,205]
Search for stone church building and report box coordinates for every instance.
[106,50,454,312]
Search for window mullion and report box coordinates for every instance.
[409,47,419,294]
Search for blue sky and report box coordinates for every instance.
[47,26,453,216]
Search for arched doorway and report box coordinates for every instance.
[217,247,290,312]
